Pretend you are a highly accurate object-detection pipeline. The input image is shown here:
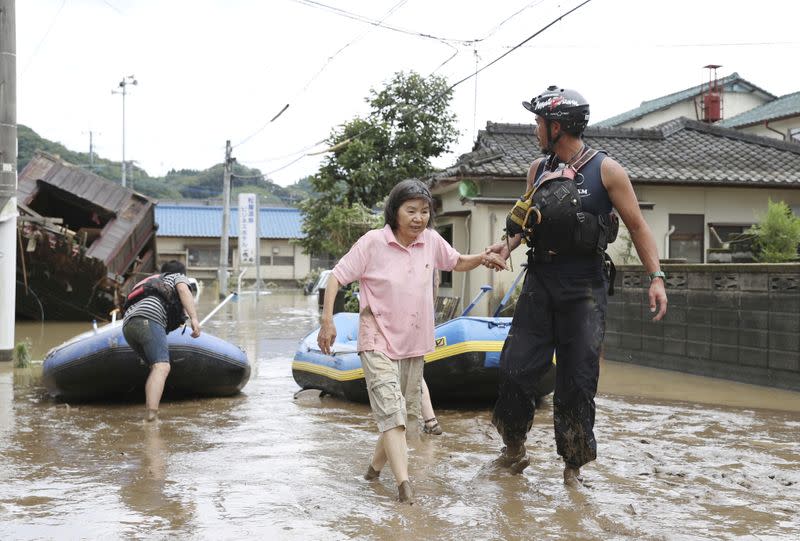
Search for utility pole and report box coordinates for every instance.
[0,0,17,362]
[113,75,137,187]
[126,160,138,192]
[255,193,262,302]
[218,140,234,298]
[89,130,94,167]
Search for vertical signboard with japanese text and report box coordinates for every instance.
[238,193,257,266]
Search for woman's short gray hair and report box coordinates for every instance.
[384,179,435,229]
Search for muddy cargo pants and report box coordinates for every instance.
[491,259,608,468]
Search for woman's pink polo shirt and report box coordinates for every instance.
[332,225,460,359]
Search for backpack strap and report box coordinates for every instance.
[570,146,600,172]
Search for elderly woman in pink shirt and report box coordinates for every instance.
[318,179,505,503]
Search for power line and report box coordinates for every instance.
[233,0,408,150]
[266,154,308,177]
[495,40,800,51]
[289,0,476,45]
[297,0,409,96]
[232,104,291,149]
[238,138,327,164]
[255,0,595,176]
[429,40,460,75]
[100,0,124,15]
[447,0,593,90]
[479,0,547,41]
[21,0,67,75]
[237,0,560,166]
[234,0,553,157]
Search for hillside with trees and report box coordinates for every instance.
[16,125,312,205]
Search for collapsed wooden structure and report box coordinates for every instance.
[16,152,158,321]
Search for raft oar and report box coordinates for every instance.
[493,263,527,317]
[461,285,492,317]
[200,292,238,326]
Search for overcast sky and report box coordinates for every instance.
[14,0,800,187]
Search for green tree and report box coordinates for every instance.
[748,199,800,262]
[298,200,382,258]
[298,71,458,257]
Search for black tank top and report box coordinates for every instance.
[534,150,611,216]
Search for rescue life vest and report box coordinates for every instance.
[505,147,619,256]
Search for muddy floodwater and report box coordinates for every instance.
[2,291,799,540]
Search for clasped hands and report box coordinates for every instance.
[480,251,507,272]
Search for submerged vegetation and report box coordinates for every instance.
[14,340,32,369]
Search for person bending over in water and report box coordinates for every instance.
[122,260,201,421]
[318,179,505,503]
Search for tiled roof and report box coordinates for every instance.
[155,204,303,238]
[433,119,800,187]
[593,73,776,127]
[718,91,800,128]
[436,123,536,180]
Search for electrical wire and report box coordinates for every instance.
[494,40,800,51]
[262,0,595,170]
[233,0,408,150]
[297,0,408,96]
[237,139,328,164]
[21,0,67,75]
[232,0,593,182]
[289,0,475,45]
[479,0,547,41]
[234,0,554,158]
[237,0,564,168]
[232,104,292,149]
[100,0,124,15]
[266,155,308,177]
[447,0,593,90]
[429,40,461,75]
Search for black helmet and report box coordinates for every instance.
[522,85,590,135]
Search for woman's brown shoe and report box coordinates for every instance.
[423,417,443,435]
[364,465,381,481]
[398,480,414,503]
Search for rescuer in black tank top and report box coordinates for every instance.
[484,86,668,486]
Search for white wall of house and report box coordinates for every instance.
[623,101,703,128]
[735,116,800,143]
[156,236,311,284]
[619,92,769,129]
[721,92,772,122]
[436,184,543,316]
[612,185,800,264]
[243,239,311,282]
[437,182,800,314]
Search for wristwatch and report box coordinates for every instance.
[649,270,666,282]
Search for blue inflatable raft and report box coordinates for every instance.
[43,321,251,402]
[292,312,555,404]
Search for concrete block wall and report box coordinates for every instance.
[604,263,800,392]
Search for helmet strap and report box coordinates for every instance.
[545,120,562,153]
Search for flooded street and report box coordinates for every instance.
[2,291,799,540]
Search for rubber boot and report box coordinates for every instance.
[490,443,530,474]
[563,465,583,487]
